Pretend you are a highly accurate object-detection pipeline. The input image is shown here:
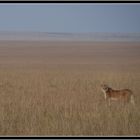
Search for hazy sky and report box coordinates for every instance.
[0,4,140,33]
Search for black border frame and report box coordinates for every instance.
[0,1,140,3]
[0,0,140,139]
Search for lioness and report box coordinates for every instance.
[101,84,135,106]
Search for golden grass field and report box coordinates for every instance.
[0,41,140,136]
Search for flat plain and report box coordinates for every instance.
[0,40,140,135]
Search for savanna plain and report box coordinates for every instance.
[0,41,140,136]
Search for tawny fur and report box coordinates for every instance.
[101,84,135,105]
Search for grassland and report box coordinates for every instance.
[0,41,140,136]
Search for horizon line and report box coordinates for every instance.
[0,31,140,34]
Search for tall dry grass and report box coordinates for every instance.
[0,66,139,136]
